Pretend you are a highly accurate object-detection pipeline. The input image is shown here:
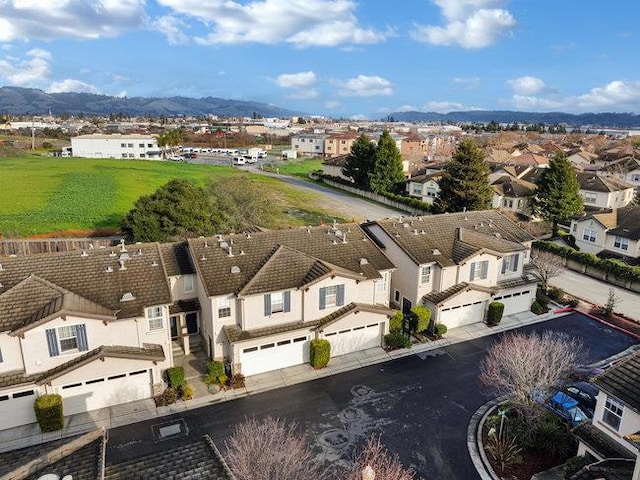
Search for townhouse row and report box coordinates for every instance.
[0,210,538,430]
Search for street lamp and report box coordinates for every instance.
[362,465,375,480]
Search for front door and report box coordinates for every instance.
[186,312,199,334]
[402,297,413,315]
[170,315,179,339]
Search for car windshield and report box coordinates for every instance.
[567,406,588,423]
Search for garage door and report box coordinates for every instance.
[239,335,309,376]
[324,323,381,356]
[60,369,152,415]
[0,388,37,429]
[439,301,485,328]
[494,290,533,316]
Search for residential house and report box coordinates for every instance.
[507,152,550,168]
[187,224,395,376]
[577,172,635,210]
[324,132,359,158]
[490,176,536,217]
[362,210,537,329]
[290,133,325,157]
[573,351,640,480]
[568,150,599,170]
[0,242,175,430]
[601,156,640,189]
[406,171,442,205]
[570,204,640,260]
[70,134,162,159]
[321,154,351,181]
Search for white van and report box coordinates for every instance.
[232,156,246,165]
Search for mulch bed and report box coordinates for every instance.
[583,307,640,338]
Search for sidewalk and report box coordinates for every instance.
[0,309,564,454]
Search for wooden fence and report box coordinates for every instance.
[0,237,121,256]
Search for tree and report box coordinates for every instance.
[207,175,279,233]
[121,179,215,242]
[479,331,583,423]
[342,133,376,189]
[530,154,583,236]
[432,138,492,213]
[156,128,185,158]
[529,249,565,292]
[602,288,621,318]
[225,417,324,480]
[343,435,415,480]
[409,305,431,333]
[369,130,405,194]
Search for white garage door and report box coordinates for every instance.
[439,301,485,328]
[495,290,534,316]
[60,369,152,415]
[324,323,381,357]
[239,335,309,376]
[0,388,37,429]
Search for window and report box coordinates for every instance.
[139,143,144,148]
[146,306,164,330]
[583,228,598,243]
[121,153,127,158]
[183,275,195,293]
[264,291,290,315]
[602,396,624,430]
[412,186,422,195]
[470,260,489,281]
[572,223,577,232]
[127,143,134,148]
[613,236,629,251]
[394,290,401,302]
[319,285,345,309]
[120,143,126,148]
[501,253,520,274]
[217,297,231,318]
[128,153,135,158]
[45,325,88,357]
[139,154,145,158]
[584,192,597,204]
[420,265,432,284]
[631,173,640,183]
[502,199,513,208]
[376,272,389,292]
[148,143,154,148]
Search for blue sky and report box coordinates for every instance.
[0,0,639,118]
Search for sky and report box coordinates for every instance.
[0,0,639,119]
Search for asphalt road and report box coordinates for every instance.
[106,313,638,479]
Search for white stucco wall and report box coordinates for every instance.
[0,333,23,373]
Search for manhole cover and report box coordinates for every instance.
[338,407,363,423]
[350,385,373,398]
[318,429,350,449]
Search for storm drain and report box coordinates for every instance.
[152,418,188,442]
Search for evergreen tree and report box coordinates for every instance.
[432,138,492,213]
[530,154,583,236]
[342,133,376,189]
[369,130,405,194]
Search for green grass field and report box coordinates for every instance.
[263,158,323,178]
[0,156,342,237]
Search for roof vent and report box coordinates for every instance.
[137,248,143,255]
[119,252,130,262]
[432,249,441,255]
[88,243,94,249]
[135,241,142,245]
[109,251,116,257]
[403,222,411,228]
[332,219,338,230]
[494,232,502,238]
[413,229,419,235]
[220,241,229,250]
[488,219,494,227]
[119,239,127,252]
[227,246,234,257]
[359,257,369,265]
[119,260,126,271]
[420,230,426,235]
[151,260,159,267]
[332,239,338,245]
[231,266,241,274]
[120,292,135,302]
[307,227,311,234]
[105,266,113,273]
[99,245,106,249]
[200,253,206,261]
[0,264,3,271]
[246,233,251,239]
[335,229,343,238]
[0,282,3,288]
[239,249,245,255]
[342,232,347,243]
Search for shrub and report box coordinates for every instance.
[531,301,543,314]
[230,373,246,389]
[485,432,522,473]
[34,394,64,432]
[536,288,551,307]
[562,455,592,479]
[179,383,194,401]
[487,302,505,326]
[217,374,229,386]
[42,141,53,149]
[155,387,178,407]
[566,298,579,308]
[166,366,186,388]
[205,360,225,385]
[434,323,448,337]
[547,287,565,303]
[409,305,432,333]
[389,310,404,333]
[310,339,331,369]
[384,331,411,349]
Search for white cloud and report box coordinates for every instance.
[325,100,342,109]
[153,15,189,45]
[47,79,101,94]
[157,0,389,47]
[0,0,146,41]
[350,114,370,120]
[333,75,393,97]
[453,76,481,88]
[288,88,319,100]
[0,48,51,86]
[507,76,553,96]
[412,0,515,48]
[276,71,317,88]
[422,100,467,112]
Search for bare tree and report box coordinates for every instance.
[342,435,416,480]
[479,331,583,422]
[602,287,622,318]
[225,417,324,480]
[530,249,565,292]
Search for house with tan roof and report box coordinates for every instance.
[406,171,442,205]
[577,172,635,210]
[362,210,537,329]
[600,156,640,189]
[490,175,536,216]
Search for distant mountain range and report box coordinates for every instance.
[387,110,640,128]
[0,86,302,118]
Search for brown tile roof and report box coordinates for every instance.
[0,243,173,321]
[322,154,348,166]
[609,205,640,241]
[0,428,106,480]
[313,302,393,331]
[572,422,635,460]
[593,351,640,412]
[0,369,39,389]
[169,298,201,315]
[368,210,533,267]
[160,241,195,276]
[105,435,234,480]
[491,176,536,198]
[577,172,634,193]
[189,224,394,297]
[422,282,497,305]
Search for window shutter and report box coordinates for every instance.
[481,261,488,279]
[46,328,59,357]
[469,263,476,281]
[264,294,271,316]
[319,287,326,310]
[336,284,345,306]
[76,324,88,352]
[283,291,291,312]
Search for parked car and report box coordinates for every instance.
[562,381,599,417]
[543,391,591,426]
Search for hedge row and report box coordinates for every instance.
[533,241,640,282]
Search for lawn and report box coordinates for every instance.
[263,157,323,178]
[0,156,343,237]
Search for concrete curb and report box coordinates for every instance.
[467,397,505,480]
